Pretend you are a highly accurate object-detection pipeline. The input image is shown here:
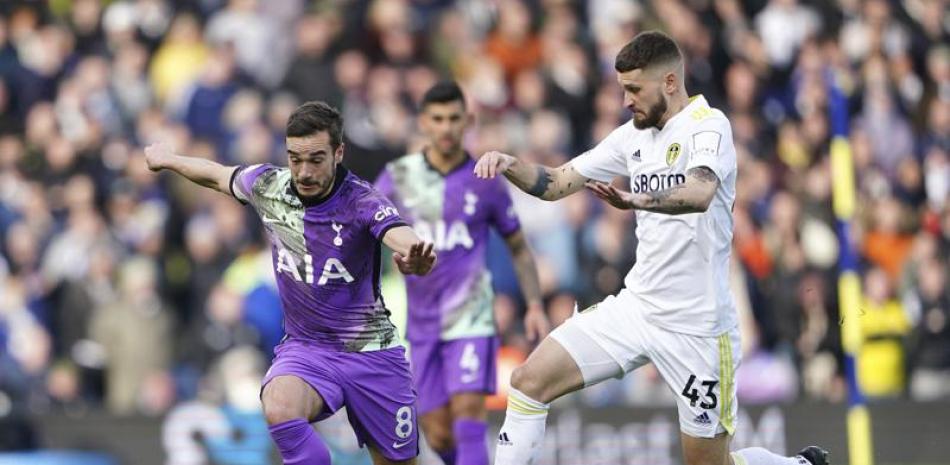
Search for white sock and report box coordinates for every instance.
[493,388,550,465]
[732,448,810,465]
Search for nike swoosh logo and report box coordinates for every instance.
[393,440,412,449]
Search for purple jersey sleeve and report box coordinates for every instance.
[358,186,408,240]
[230,163,276,204]
[488,178,521,237]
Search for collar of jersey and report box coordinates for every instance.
[422,148,471,176]
[658,94,707,132]
[289,164,348,207]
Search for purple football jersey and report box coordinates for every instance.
[232,164,407,352]
[376,153,520,341]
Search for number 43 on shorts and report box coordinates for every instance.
[681,374,718,409]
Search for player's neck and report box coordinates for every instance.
[424,147,467,175]
[657,92,690,130]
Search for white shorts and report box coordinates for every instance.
[549,290,741,438]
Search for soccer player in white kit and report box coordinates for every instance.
[475,31,829,465]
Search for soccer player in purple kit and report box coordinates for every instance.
[144,102,435,465]
[375,82,550,465]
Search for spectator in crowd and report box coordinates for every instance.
[89,256,174,415]
[858,267,911,398]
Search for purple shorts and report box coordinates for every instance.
[262,339,419,461]
[409,336,498,415]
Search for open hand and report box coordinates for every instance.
[523,304,550,342]
[474,151,517,179]
[586,181,636,210]
[393,242,437,276]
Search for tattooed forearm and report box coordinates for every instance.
[526,166,554,198]
[632,166,719,214]
[689,166,719,184]
[506,165,550,197]
[504,160,588,201]
[638,184,695,213]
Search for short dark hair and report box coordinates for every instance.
[614,31,682,73]
[286,101,343,148]
[420,81,466,111]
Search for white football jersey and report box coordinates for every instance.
[572,95,738,337]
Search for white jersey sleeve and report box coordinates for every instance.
[570,123,632,182]
[685,117,735,182]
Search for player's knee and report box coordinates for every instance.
[423,427,454,453]
[263,398,308,425]
[261,388,310,425]
[509,364,545,401]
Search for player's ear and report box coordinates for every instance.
[465,111,475,128]
[334,143,345,162]
[664,70,677,95]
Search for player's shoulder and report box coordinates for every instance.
[242,163,289,190]
[684,98,731,131]
[344,170,398,208]
[239,162,282,177]
[342,172,403,227]
[343,170,377,196]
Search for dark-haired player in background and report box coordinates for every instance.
[146,101,434,465]
[376,82,550,465]
[476,31,829,465]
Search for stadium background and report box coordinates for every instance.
[0,0,947,464]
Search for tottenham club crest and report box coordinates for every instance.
[331,222,344,246]
[666,143,682,166]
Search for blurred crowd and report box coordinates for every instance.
[0,0,947,433]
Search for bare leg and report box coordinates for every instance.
[262,375,330,464]
[681,432,732,465]
[420,405,455,464]
[494,336,585,465]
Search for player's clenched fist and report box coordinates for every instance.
[144,142,175,172]
[474,150,517,179]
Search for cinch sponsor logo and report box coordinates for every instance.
[375,206,399,221]
[632,173,686,193]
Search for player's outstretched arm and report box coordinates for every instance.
[382,226,437,276]
[503,231,550,342]
[144,142,236,195]
[474,151,587,201]
[587,166,720,215]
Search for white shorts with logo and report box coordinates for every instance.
[549,290,741,438]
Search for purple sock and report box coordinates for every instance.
[437,448,457,465]
[453,419,488,465]
[268,418,331,465]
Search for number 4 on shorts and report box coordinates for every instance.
[681,374,718,410]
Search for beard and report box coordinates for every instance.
[632,92,668,130]
[294,164,336,201]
